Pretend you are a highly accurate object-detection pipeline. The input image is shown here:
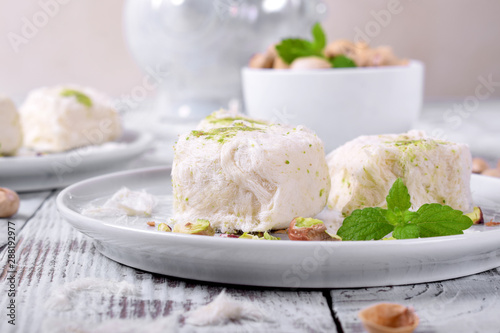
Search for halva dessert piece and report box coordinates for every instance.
[19,85,121,152]
[327,130,473,216]
[0,95,22,155]
[196,109,269,131]
[172,111,330,233]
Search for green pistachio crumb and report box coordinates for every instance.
[60,89,93,108]
[295,217,324,228]
[158,223,172,232]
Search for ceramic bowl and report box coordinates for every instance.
[242,61,424,153]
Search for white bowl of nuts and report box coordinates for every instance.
[241,23,424,153]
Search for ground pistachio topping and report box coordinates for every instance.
[60,89,93,108]
[295,217,324,228]
[189,126,262,144]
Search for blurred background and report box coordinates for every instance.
[1,0,499,100]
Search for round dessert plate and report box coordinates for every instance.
[56,167,500,288]
[0,129,153,192]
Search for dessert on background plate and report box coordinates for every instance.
[171,110,330,233]
[0,95,23,156]
[326,130,473,217]
[19,85,122,153]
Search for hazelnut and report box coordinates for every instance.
[173,219,215,236]
[324,39,356,58]
[249,46,276,69]
[482,168,500,178]
[287,217,339,241]
[359,303,419,333]
[472,157,489,173]
[290,57,331,70]
[0,187,20,218]
[273,57,290,69]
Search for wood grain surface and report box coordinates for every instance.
[1,193,337,333]
[2,191,500,332]
[331,268,500,333]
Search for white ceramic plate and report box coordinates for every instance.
[0,130,153,192]
[56,167,500,288]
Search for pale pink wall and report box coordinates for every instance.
[322,0,500,100]
[0,0,499,100]
[0,0,143,99]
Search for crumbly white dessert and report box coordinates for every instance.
[0,95,22,155]
[172,112,330,233]
[82,187,158,217]
[196,109,269,131]
[19,85,121,152]
[326,130,473,216]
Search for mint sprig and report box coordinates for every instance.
[330,55,357,68]
[275,23,357,68]
[337,178,473,240]
[311,22,326,51]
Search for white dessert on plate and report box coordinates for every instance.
[196,109,269,131]
[19,85,122,153]
[326,130,473,217]
[172,111,330,233]
[0,95,23,156]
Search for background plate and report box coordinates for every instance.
[0,129,152,192]
[57,167,500,288]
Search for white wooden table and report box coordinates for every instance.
[2,105,500,333]
[2,189,500,333]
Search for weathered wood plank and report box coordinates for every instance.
[1,194,337,332]
[331,267,500,333]
[0,190,52,248]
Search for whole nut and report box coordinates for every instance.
[324,39,356,58]
[290,56,331,70]
[288,217,338,241]
[359,303,419,333]
[248,53,274,69]
[482,168,500,178]
[273,57,290,69]
[0,187,20,218]
[472,157,490,173]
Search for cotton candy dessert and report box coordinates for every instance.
[172,110,330,233]
[19,85,122,153]
[196,109,269,131]
[0,95,22,156]
[326,130,473,217]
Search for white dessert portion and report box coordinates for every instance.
[172,112,331,233]
[196,109,269,131]
[0,95,22,155]
[82,187,158,217]
[326,130,473,217]
[19,85,121,153]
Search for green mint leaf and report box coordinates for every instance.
[61,89,93,108]
[330,55,357,68]
[393,224,419,239]
[386,178,411,212]
[337,207,394,240]
[311,22,326,51]
[275,39,323,65]
[411,203,473,237]
[381,208,407,226]
[403,210,419,222]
